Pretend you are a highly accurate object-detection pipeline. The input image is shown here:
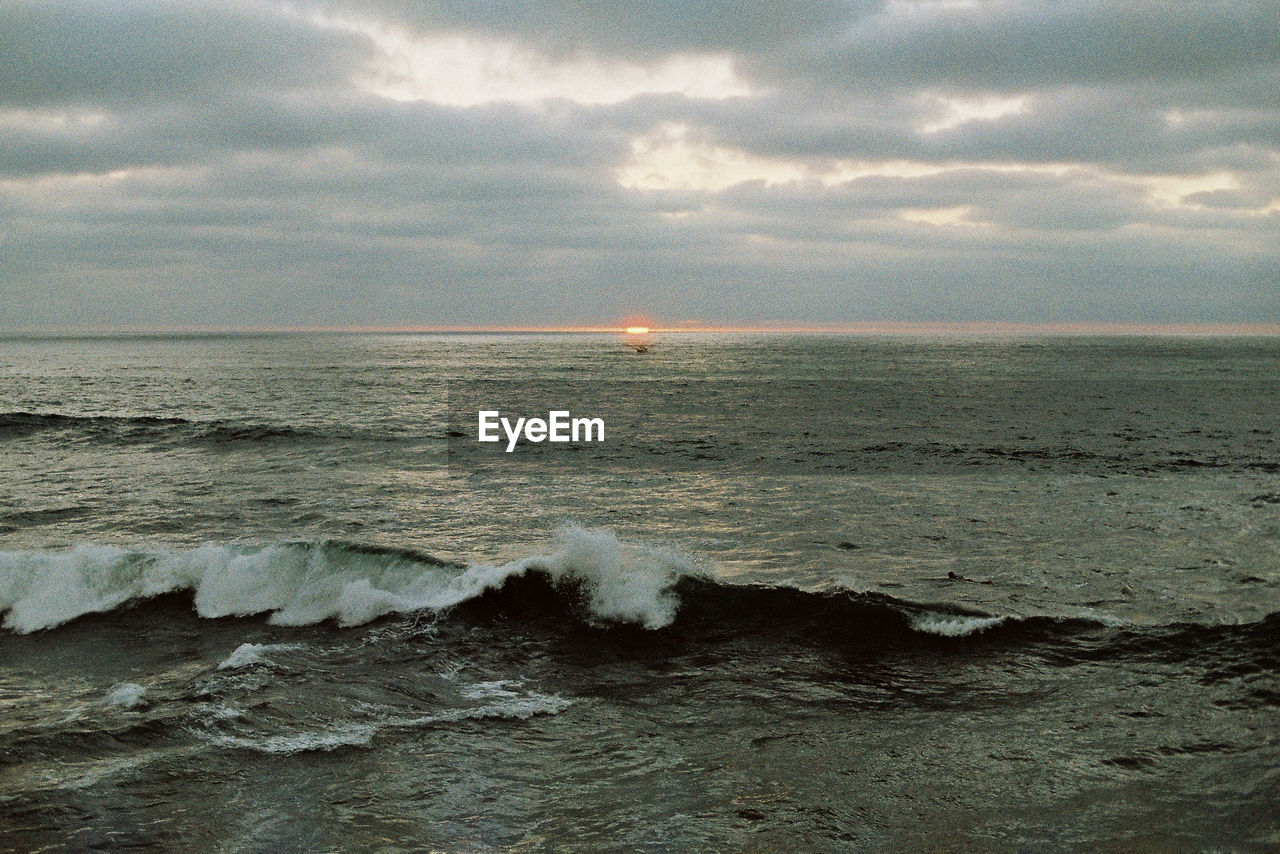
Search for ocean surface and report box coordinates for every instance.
[1,332,1277,852]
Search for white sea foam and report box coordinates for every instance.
[217,642,303,670]
[0,524,701,633]
[437,690,574,722]
[208,723,379,754]
[105,683,147,708]
[1073,610,1127,628]
[457,680,575,719]
[910,613,1008,637]
[461,679,524,700]
[521,523,694,629]
[202,691,573,755]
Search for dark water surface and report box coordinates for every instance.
[2,334,1277,851]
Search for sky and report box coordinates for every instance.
[1,0,1278,332]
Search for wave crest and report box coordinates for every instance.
[5,530,1277,667]
[0,525,699,634]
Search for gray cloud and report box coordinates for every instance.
[0,1,368,109]
[801,1,1279,90]
[313,0,871,60]
[1,0,1277,330]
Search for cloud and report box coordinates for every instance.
[0,1,367,109]
[806,0,1280,90]
[309,0,868,61]
[0,0,1277,330]
[918,93,1029,134]
[325,16,753,106]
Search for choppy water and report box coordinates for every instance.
[1,333,1277,851]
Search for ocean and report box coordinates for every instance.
[1,333,1277,851]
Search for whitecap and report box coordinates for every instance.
[104,682,147,708]
[910,613,1008,637]
[0,525,703,633]
[217,642,303,670]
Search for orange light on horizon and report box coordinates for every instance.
[624,326,650,335]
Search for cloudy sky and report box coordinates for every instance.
[2,0,1277,331]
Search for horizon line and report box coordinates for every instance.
[3,321,1280,337]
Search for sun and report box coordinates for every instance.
[624,326,650,335]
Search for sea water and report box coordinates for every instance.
[1,333,1277,850]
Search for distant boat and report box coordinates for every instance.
[622,326,653,353]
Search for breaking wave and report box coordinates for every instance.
[0,524,696,634]
[3,526,1276,665]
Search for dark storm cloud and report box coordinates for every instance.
[0,0,1277,330]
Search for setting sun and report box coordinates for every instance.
[624,326,650,335]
